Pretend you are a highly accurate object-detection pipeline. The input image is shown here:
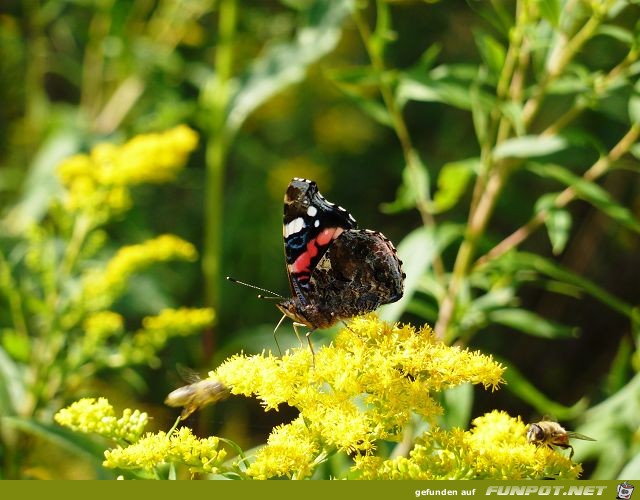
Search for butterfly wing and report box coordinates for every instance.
[308,229,405,320]
[283,178,357,304]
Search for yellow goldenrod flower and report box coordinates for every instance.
[80,311,125,357]
[141,307,215,333]
[121,307,215,365]
[55,398,148,444]
[352,410,580,479]
[82,234,197,309]
[93,125,198,186]
[84,311,124,340]
[211,315,507,478]
[246,416,320,480]
[103,427,226,475]
[56,125,198,220]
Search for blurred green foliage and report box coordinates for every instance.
[1,0,639,480]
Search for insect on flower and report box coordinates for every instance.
[227,178,405,358]
[164,365,229,420]
[526,419,595,459]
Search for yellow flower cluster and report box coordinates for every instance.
[54,398,148,444]
[211,315,506,478]
[122,307,215,365]
[80,311,125,357]
[246,416,321,480]
[56,125,198,221]
[103,427,226,475]
[353,410,580,479]
[84,311,124,340]
[82,234,197,309]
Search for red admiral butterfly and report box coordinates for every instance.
[229,178,405,354]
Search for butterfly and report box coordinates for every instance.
[229,178,405,356]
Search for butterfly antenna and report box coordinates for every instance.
[226,276,284,300]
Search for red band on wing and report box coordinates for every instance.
[288,227,344,279]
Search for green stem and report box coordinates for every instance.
[203,0,237,344]
[435,3,608,340]
[0,253,29,339]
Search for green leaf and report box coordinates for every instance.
[327,66,387,86]
[2,416,109,464]
[618,452,640,480]
[431,158,478,213]
[489,308,578,339]
[499,359,588,420]
[630,143,640,160]
[528,163,640,234]
[397,65,493,111]
[470,83,489,144]
[537,0,561,27]
[381,154,430,214]
[629,79,640,124]
[536,193,572,254]
[226,0,353,133]
[379,224,464,323]
[4,127,79,233]
[1,329,31,363]
[473,30,506,80]
[597,24,634,45]
[0,346,25,416]
[499,101,525,137]
[333,84,393,127]
[546,207,572,255]
[440,383,473,429]
[493,135,568,159]
[605,337,633,395]
[498,251,634,318]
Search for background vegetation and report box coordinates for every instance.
[0,0,639,479]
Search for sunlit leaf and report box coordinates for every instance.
[473,30,506,81]
[597,24,634,45]
[629,79,640,124]
[1,330,30,363]
[226,0,353,133]
[379,224,464,323]
[493,135,568,159]
[0,347,24,416]
[618,452,640,479]
[536,193,572,254]
[431,158,478,213]
[538,0,561,27]
[489,308,578,339]
[528,163,640,234]
[397,64,492,111]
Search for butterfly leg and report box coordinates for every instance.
[292,322,316,366]
[272,314,288,356]
[304,326,317,367]
[341,320,355,333]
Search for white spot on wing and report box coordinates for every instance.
[284,217,305,238]
[314,219,320,227]
[307,206,318,217]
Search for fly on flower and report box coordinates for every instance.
[228,178,405,358]
[526,419,595,459]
